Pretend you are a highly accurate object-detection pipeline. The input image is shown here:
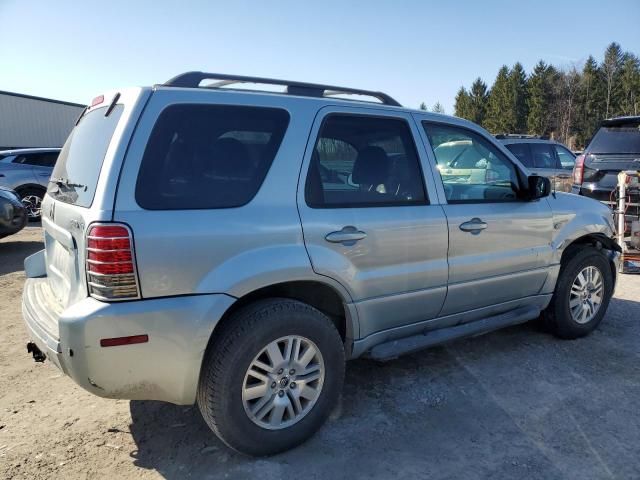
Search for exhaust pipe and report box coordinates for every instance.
[26,342,46,363]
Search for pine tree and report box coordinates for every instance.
[620,54,640,116]
[527,61,555,135]
[468,78,489,126]
[602,42,624,117]
[485,66,512,133]
[454,87,471,119]
[419,102,428,111]
[509,62,529,133]
[576,56,606,147]
[432,102,445,114]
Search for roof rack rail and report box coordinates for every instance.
[495,133,547,140]
[163,71,402,107]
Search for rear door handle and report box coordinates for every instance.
[459,218,487,234]
[325,226,367,245]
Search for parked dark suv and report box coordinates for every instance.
[572,116,640,203]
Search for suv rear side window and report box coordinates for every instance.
[48,105,124,208]
[504,143,532,167]
[530,143,558,169]
[589,122,640,154]
[136,104,289,210]
[305,114,427,208]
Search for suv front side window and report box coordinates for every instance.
[423,122,521,203]
[305,114,427,208]
[554,145,576,170]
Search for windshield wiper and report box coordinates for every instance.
[49,177,87,190]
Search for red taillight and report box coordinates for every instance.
[86,223,139,301]
[573,154,585,185]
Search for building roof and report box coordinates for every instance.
[0,90,85,108]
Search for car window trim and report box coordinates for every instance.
[305,111,430,210]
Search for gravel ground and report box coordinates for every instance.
[1,226,639,479]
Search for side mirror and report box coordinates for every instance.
[527,175,551,200]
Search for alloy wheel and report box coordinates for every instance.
[242,335,325,430]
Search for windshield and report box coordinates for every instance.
[589,122,640,154]
[47,105,123,207]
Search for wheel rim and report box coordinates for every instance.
[242,335,325,430]
[569,266,604,324]
[21,194,42,218]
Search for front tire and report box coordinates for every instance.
[197,298,345,456]
[542,247,613,339]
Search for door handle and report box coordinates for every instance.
[325,226,367,245]
[459,218,487,234]
[556,173,572,179]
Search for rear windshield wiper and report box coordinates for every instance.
[49,177,87,190]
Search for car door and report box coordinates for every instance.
[552,144,576,192]
[419,120,554,316]
[297,106,449,339]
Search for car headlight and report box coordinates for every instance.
[0,188,20,204]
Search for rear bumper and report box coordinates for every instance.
[22,277,235,405]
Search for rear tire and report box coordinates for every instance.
[542,247,613,339]
[197,298,345,456]
[16,187,45,221]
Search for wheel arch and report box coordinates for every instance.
[14,183,47,195]
[559,233,619,288]
[212,280,358,358]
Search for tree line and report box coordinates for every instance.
[440,42,639,149]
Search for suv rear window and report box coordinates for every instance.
[48,105,124,207]
[589,121,640,154]
[136,104,289,210]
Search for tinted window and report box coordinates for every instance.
[305,115,426,208]
[589,122,640,154]
[136,105,289,210]
[15,153,58,167]
[423,122,520,203]
[504,143,532,167]
[554,145,575,170]
[530,143,558,169]
[48,105,124,208]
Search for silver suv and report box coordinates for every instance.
[0,148,60,220]
[22,72,620,456]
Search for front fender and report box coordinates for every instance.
[548,193,618,262]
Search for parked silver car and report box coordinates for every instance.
[0,148,60,219]
[496,135,576,193]
[22,73,619,456]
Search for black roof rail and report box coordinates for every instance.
[162,71,402,107]
[495,133,546,140]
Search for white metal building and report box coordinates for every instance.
[0,90,85,150]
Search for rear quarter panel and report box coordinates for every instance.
[113,89,335,300]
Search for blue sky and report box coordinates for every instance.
[1,0,639,113]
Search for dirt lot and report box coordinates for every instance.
[1,226,639,479]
